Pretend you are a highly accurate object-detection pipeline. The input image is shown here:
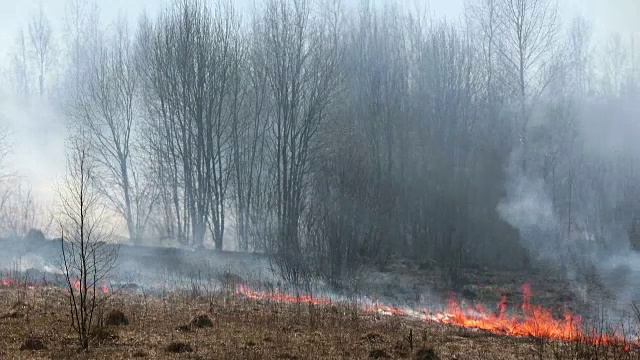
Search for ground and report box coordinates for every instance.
[0,286,637,359]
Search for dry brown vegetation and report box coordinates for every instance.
[0,286,639,359]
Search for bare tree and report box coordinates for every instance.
[465,0,500,108]
[229,27,270,252]
[491,0,561,171]
[255,0,342,282]
[57,135,117,349]
[601,33,631,96]
[206,2,244,251]
[70,17,149,242]
[566,16,593,98]
[10,29,32,100]
[140,0,241,248]
[28,3,55,98]
[62,0,100,102]
[0,183,40,238]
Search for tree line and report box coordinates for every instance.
[3,0,640,287]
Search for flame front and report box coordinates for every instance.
[235,283,637,349]
[0,272,109,294]
[67,278,110,294]
[432,284,582,341]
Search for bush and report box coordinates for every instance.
[24,229,45,242]
[414,347,439,360]
[20,336,46,351]
[189,314,213,328]
[166,341,193,353]
[369,349,390,358]
[105,309,129,326]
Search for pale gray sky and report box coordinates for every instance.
[0,0,638,73]
[0,0,638,219]
[0,0,638,53]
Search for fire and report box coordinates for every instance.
[433,284,583,341]
[0,271,109,294]
[0,272,44,288]
[236,283,638,349]
[68,278,110,294]
[235,285,331,306]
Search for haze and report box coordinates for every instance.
[0,0,638,305]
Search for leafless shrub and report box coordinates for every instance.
[57,135,118,349]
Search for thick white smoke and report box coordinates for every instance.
[497,148,563,260]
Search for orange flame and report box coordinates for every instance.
[431,284,583,340]
[0,272,109,294]
[236,283,638,349]
[68,278,110,294]
[235,285,331,306]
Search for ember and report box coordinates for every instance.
[236,283,639,349]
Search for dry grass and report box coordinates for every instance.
[0,286,638,359]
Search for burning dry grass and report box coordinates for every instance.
[0,285,638,359]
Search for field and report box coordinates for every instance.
[0,284,639,360]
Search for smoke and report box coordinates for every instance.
[0,252,61,274]
[497,97,640,314]
[0,96,66,228]
[12,253,62,274]
[497,147,570,264]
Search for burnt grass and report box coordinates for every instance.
[0,286,639,359]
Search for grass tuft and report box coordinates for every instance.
[414,346,439,360]
[369,348,391,358]
[165,341,193,353]
[105,309,129,326]
[20,336,46,351]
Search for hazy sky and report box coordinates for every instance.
[0,0,638,216]
[0,0,638,60]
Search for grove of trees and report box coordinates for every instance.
[2,0,640,287]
